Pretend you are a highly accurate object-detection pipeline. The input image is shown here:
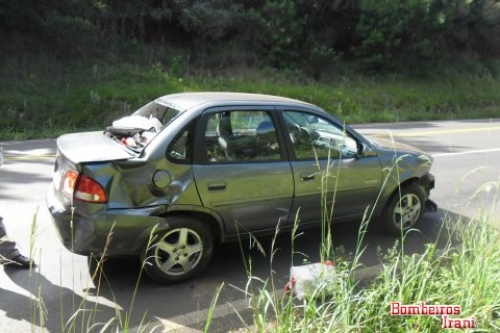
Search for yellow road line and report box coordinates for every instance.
[365,126,500,137]
[4,154,57,160]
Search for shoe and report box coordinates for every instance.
[9,254,35,269]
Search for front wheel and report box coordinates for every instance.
[142,216,213,283]
[381,184,425,236]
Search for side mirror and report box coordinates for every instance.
[358,143,377,157]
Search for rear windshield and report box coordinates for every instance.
[106,101,182,151]
[132,101,180,126]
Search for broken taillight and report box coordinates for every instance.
[63,170,107,203]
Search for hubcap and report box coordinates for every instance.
[153,228,203,276]
[393,193,421,230]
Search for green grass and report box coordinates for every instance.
[230,214,500,333]
[2,56,500,140]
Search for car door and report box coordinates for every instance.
[193,107,294,236]
[280,109,383,225]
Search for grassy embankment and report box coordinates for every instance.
[231,220,500,333]
[2,57,500,141]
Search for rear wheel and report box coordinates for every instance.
[142,216,213,283]
[382,184,425,236]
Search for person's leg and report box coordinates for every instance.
[0,216,21,260]
[0,216,34,268]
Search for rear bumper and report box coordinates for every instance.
[46,186,169,256]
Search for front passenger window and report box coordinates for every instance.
[283,111,357,160]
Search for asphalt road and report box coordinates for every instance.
[1,119,500,333]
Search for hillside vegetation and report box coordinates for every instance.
[1,0,500,139]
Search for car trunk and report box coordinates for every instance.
[56,131,135,165]
[51,131,135,203]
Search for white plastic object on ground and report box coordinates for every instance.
[284,261,336,300]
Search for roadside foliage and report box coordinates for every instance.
[2,0,500,137]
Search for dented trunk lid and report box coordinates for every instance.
[56,131,135,165]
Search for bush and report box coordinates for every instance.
[353,0,443,74]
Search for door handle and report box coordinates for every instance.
[208,180,226,191]
[300,173,315,181]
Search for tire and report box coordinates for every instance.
[381,183,425,236]
[142,216,213,283]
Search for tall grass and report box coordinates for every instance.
[231,213,500,332]
[23,202,500,332]
[23,207,160,333]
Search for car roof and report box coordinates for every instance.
[155,92,318,112]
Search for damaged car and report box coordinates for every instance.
[46,92,436,283]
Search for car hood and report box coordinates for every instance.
[57,131,134,164]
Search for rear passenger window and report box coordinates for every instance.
[204,110,282,163]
